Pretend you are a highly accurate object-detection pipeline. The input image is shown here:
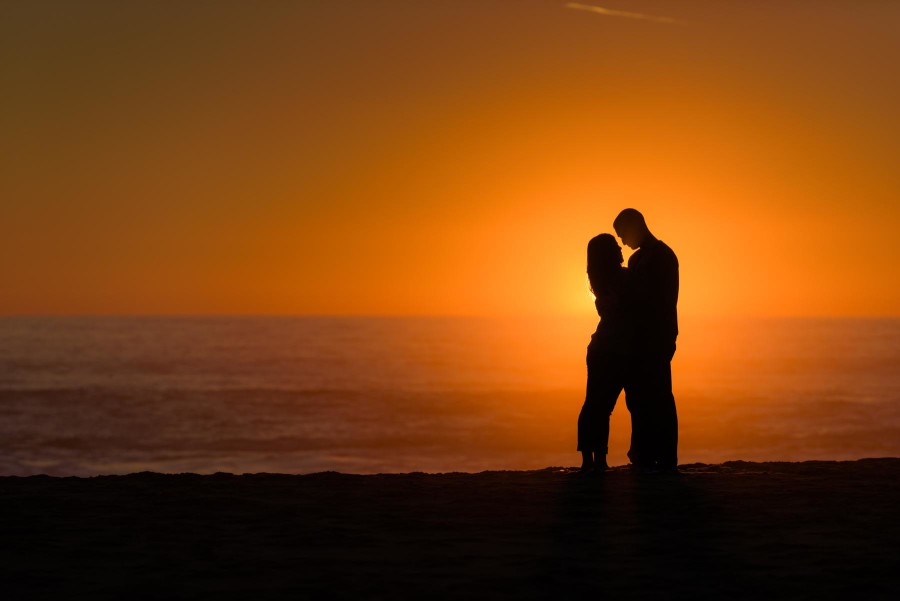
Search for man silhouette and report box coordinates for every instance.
[613,208,679,472]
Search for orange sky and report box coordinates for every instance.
[2,1,899,317]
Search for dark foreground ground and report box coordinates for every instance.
[1,459,899,600]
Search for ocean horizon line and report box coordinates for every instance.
[1,312,898,321]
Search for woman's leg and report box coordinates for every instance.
[579,345,624,469]
[577,386,596,470]
[577,344,599,470]
[579,450,594,470]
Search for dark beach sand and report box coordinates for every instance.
[2,459,899,599]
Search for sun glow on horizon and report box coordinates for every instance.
[1,1,898,318]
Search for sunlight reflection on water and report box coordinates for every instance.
[0,316,897,475]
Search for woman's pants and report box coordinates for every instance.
[577,344,629,455]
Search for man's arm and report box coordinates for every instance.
[646,245,679,358]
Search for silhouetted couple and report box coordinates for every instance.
[576,208,679,474]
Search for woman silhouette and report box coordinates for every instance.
[576,233,634,473]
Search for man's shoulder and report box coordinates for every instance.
[654,239,678,264]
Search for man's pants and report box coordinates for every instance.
[625,353,678,469]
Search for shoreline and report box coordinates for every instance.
[6,456,900,478]
[2,456,899,477]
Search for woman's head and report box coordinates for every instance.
[587,233,624,295]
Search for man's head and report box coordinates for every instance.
[613,208,651,249]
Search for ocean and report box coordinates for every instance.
[1,315,898,475]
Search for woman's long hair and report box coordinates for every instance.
[586,233,624,297]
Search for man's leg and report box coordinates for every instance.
[648,355,678,470]
[624,356,653,468]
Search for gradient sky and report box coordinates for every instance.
[3,0,899,317]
